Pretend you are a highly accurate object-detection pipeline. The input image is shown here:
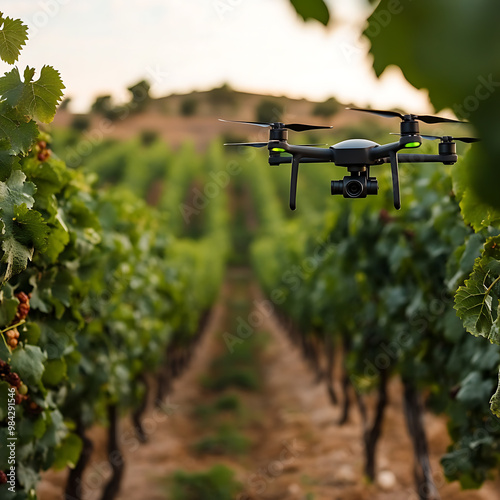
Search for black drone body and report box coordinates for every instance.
[221,108,478,210]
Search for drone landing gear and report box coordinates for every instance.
[389,151,401,210]
[290,155,302,210]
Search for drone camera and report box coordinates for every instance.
[331,172,379,199]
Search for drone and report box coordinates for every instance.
[220,108,478,210]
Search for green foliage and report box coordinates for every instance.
[0,11,230,500]
[364,0,500,209]
[70,115,90,132]
[0,66,64,123]
[202,326,262,392]
[452,159,500,232]
[0,170,48,282]
[215,393,241,411]
[289,0,330,26]
[492,369,500,417]
[10,345,46,386]
[250,143,500,488]
[180,96,198,116]
[256,98,284,123]
[127,79,150,112]
[140,129,158,146]
[193,394,241,423]
[208,83,237,109]
[455,236,500,344]
[90,94,113,115]
[0,103,38,158]
[168,465,242,500]
[192,425,251,455]
[128,79,150,100]
[0,13,28,64]
[202,368,260,392]
[52,433,82,470]
[284,0,500,486]
[312,97,340,118]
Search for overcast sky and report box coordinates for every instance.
[0,0,432,113]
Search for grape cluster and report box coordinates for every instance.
[36,140,51,162]
[25,400,42,415]
[0,359,27,403]
[3,292,31,349]
[4,328,19,349]
[15,292,30,321]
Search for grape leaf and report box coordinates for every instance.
[53,433,83,470]
[289,0,330,25]
[0,13,28,64]
[12,203,49,251]
[1,236,34,283]
[0,286,18,326]
[17,460,40,492]
[0,170,48,281]
[10,344,46,386]
[0,65,65,123]
[452,158,500,232]
[455,236,500,344]
[0,169,36,208]
[457,371,495,408]
[42,358,67,386]
[491,369,500,417]
[0,102,39,156]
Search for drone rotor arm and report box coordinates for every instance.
[285,144,334,161]
[369,141,402,162]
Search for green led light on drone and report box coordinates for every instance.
[272,148,286,152]
[404,141,421,148]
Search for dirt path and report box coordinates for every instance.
[38,268,500,500]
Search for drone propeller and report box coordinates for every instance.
[391,132,479,143]
[219,118,332,132]
[224,142,268,148]
[421,135,480,143]
[224,142,326,148]
[347,107,466,124]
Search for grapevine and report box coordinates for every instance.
[0,12,229,500]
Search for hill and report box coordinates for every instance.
[51,86,386,150]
